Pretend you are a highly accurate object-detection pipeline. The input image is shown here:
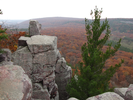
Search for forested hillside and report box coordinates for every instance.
[17,17,133,53]
[1,17,133,88]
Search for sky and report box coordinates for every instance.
[0,0,133,20]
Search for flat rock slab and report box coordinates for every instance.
[27,35,57,53]
[0,65,32,100]
[18,36,31,47]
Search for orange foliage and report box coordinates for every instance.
[0,32,26,53]
[41,26,133,88]
[72,69,80,76]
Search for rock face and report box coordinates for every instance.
[0,65,32,100]
[0,48,13,66]
[12,35,72,100]
[29,20,41,36]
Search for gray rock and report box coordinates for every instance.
[0,61,13,66]
[0,48,13,66]
[0,65,32,100]
[67,98,79,100]
[18,36,30,47]
[32,88,50,100]
[26,35,57,53]
[55,57,72,100]
[29,20,41,36]
[55,57,67,73]
[53,91,59,100]
[32,49,58,66]
[86,92,124,100]
[0,48,12,61]
[11,23,72,100]
[68,84,133,100]
[114,88,128,99]
[125,84,133,100]
[12,46,32,78]
[12,34,65,100]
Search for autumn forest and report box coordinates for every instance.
[0,17,133,89]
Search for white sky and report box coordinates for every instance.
[0,0,133,20]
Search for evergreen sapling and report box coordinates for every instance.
[66,6,124,100]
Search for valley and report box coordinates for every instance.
[1,17,133,88]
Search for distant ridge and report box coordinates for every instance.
[1,17,133,29]
[18,17,85,28]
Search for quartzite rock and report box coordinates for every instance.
[68,84,133,100]
[26,35,57,53]
[12,34,71,100]
[125,84,133,100]
[55,57,72,100]
[114,88,128,99]
[12,46,32,79]
[18,36,30,47]
[29,20,41,36]
[0,65,32,100]
[67,98,79,100]
[86,92,124,100]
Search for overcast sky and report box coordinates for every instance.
[0,0,133,20]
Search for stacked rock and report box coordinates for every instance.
[12,20,72,100]
[29,20,41,36]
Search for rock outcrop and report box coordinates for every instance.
[0,65,32,100]
[12,34,72,100]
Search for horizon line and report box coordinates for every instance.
[0,17,133,20]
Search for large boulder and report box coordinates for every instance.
[12,34,72,100]
[0,65,32,100]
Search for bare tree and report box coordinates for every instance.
[0,20,20,35]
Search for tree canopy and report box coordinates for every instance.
[0,9,10,53]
